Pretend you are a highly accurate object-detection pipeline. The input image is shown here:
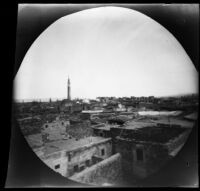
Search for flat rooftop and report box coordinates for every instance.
[116,126,189,144]
[94,126,111,131]
[123,120,157,130]
[81,110,103,114]
[138,110,183,116]
[113,117,194,130]
[184,112,198,121]
[92,124,119,131]
[44,136,111,156]
[92,115,194,132]
[25,133,43,148]
[156,118,194,128]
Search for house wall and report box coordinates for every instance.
[139,130,191,176]
[130,130,190,179]
[80,113,91,120]
[69,153,122,186]
[115,139,169,179]
[164,129,191,154]
[43,139,112,178]
[43,151,68,176]
[132,143,169,178]
[41,120,70,142]
[115,140,141,178]
[110,128,122,138]
[66,140,112,177]
[93,129,111,138]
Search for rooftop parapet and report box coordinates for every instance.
[42,136,112,157]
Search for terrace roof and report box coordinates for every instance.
[116,126,188,144]
[44,136,111,155]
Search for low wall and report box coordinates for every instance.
[165,129,191,154]
[69,153,122,186]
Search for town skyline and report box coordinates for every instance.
[14,92,198,103]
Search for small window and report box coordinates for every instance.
[68,153,71,162]
[85,160,90,167]
[45,124,48,128]
[74,165,79,172]
[55,164,60,169]
[100,133,103,137]
[101,148,105,156]
[80,165,85,171]
[136,148,144,162]
[62,122,64,125]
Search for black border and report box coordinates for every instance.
[2,3,199,188]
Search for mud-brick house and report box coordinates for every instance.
[41,120,70,142]
[92,123,120,138]
[40,136,112,177]
[39,136,122,185]
[114,125,191,179]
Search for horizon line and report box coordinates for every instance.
[13,93,199,102]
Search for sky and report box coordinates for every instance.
[14,6,198,101]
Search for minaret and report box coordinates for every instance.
[67,76,71,100]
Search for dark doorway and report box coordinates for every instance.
[101,148,105,156]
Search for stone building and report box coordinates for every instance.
[41,119,70,142]
[80,110,103,120]
[40,136,114,178]
[92,123,120,138]
[92,119,191,179]
[70,153,122,186]
[59,100,84,113]
[114,125,191,179]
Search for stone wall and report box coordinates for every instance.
[43,150,68,176]
[42,138,112,178]
[69,153,122,186]
[41,120,69,142]
[66,140,112,177]
[165,129,191,154]
[115,138,169,179]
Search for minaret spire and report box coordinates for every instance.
[67,76,71,100]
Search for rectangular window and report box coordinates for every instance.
[55,164,60,169]
[80,165,85,171]
[136,148,144,162]
[68,153,71,162]
[85,160,90,167]
[101,148,105,156]
[74,165,79,172]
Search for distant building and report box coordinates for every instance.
[59,77,86,113]
[59,99,73,113]
[92,123,119,138]
[80,110,103,120]
[138,102,158,110]
[41,119,70,142]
